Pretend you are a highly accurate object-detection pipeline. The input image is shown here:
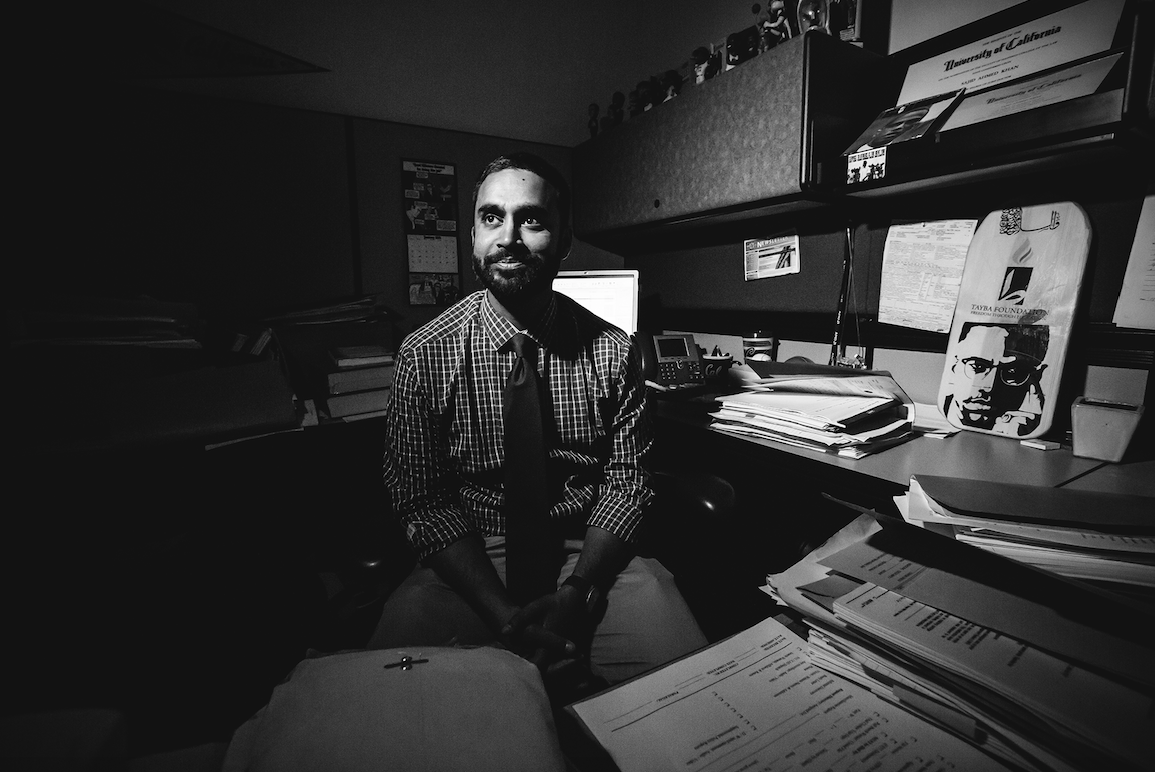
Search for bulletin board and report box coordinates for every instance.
[403,159,462,305]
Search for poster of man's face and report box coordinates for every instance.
[943,322,1049,436]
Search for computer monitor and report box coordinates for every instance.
[552,269,639,336]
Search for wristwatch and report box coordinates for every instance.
[562,574,602,615]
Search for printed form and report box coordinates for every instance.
[1113,193,1155,330]
[569,616,1006,772]
[833,584,1153,770]
[878,220,977,333]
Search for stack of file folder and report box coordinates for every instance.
[898,475,1155,592]
[710,364,916,458]
[765,509,1155,772]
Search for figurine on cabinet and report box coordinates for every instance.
[602,91,625,131]
[691,46,712,84]
[726,25,761,70]
[797,0,830,34]
[763,0,793,47]
[587,103,600,139]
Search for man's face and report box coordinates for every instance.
[471,168,566,304]
[950,326,1012,429]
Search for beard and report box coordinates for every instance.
[472,247,558,304]
[955,394,995,429]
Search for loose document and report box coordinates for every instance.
[569,615,1009,772]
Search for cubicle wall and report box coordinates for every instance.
[627,169,1153,413]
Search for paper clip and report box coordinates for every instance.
[384,655,428,671]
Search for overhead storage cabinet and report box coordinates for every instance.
[572,32,887,243]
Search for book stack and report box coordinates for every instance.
[319,345,395,420]
[765,511,1155,772]
[710,366,916,458]
[898,475,1155,594]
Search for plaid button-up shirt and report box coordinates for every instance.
[383,290,653,560]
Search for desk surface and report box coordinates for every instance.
[1059,458,1155,497]
[654,400,1105,490]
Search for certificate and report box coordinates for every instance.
[897,0,1125,105]
[941,52,1122,132]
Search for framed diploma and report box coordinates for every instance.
[896,0,1126,105]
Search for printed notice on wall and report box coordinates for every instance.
[743,233,800,281]
[879,220,977,332]
[1112,194,1155,331]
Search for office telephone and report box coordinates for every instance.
[637,332,704,389]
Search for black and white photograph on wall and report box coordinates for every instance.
[402,160,460,305]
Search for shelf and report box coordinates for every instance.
[829,0,1154,199]
[827,88,1152,199]
[571,0,1153,253]
[572,32,891,251]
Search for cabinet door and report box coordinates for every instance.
[573,33,886,240]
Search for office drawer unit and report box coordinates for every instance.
[572,32,887,249]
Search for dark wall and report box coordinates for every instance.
[16,86,352,315]
[14,83,615,339]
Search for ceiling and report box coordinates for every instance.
[63,0,756,148]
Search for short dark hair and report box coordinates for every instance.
[471,152,571,233]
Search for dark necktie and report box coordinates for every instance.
[503,333,554,603]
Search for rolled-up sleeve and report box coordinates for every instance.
[586,340,653,543]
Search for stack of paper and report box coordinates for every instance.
[711,368,916,458]
[898,475,1155,590]
[568,613,1011,772]
[765,513,1155,772]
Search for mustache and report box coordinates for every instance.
[486,248,541,265]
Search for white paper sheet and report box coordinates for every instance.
[834,584,1154,769]
[569,616,1008,772]
[819,536,1155,687]
[1113,194,1155,330]
[878,220,977,333]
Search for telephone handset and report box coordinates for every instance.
[636,332,704,390]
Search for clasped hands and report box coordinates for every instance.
[499,585,598,695]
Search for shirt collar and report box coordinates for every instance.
[481,290,558,352]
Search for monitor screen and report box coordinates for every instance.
[552,270,639,335]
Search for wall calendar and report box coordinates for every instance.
[403,159,462,306]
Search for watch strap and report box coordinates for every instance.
[562,574,600,613]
